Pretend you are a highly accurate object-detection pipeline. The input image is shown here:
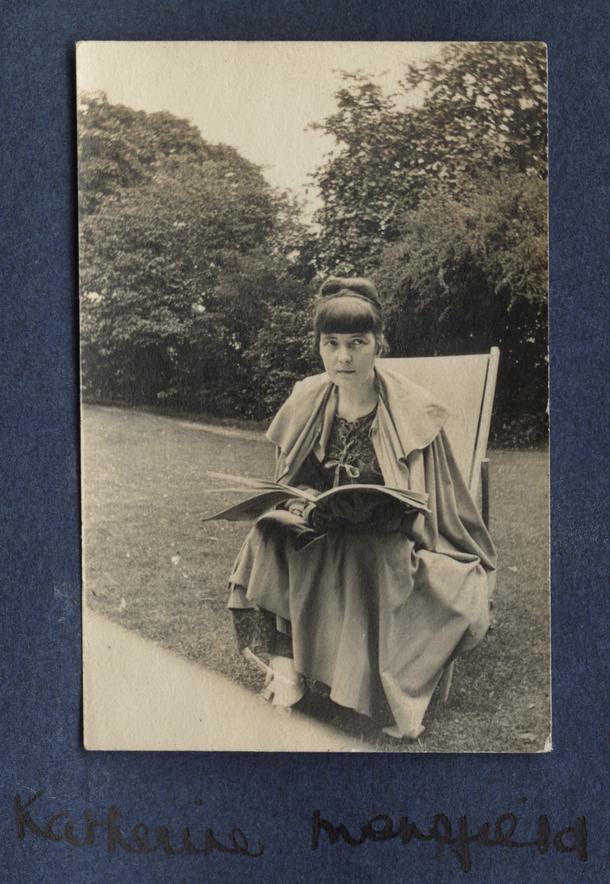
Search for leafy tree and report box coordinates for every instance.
[310,76,416,273]
[208,257,318,418]
[79,95,314,415]
[309,43,548,440]
[403,42,547,182]
[312,42,547,272]
[80,149,276,401]
[374,172,548,441]
[77,92,212,214]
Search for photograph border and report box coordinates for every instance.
[77,39,551,756]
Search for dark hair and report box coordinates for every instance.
[318,277,382,310]
[313,276,387,353]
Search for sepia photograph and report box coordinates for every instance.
[78,41,550,752]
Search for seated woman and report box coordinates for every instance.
[227,277,496,740]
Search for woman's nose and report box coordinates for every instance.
[337,348,352,363]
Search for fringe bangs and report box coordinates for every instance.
[314,296,382,336]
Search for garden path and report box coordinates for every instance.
[84,608,374,752]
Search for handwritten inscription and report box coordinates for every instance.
[311,809,587,872]
[14,791,588,873]
[15,791,263,858]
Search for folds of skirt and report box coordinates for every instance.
[227,510,490,739]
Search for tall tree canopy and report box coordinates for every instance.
[79,94,312,414]
[78,92,214,214]
[312,42,547,272]
[309,42,548,440]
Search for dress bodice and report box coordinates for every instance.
[294,404,383,492]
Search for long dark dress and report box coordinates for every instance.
[227,368,495,739]
[230,405,385,658]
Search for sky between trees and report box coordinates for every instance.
[76,41,440,218]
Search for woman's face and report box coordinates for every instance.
[319,331,378,388]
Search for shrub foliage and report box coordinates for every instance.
[79,42,548,444]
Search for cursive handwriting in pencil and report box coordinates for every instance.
[15,791,264,858]
[311,808,587,873]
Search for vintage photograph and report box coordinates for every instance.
[78,41,550,752]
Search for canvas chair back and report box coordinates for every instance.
[382,348,499,498]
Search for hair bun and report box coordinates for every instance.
[319,277,381,311]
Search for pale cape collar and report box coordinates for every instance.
[266,362,448,471]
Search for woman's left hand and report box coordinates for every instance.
[285,499,310,518]
[305,504,339,533]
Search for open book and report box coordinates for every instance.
[202,480,429,524]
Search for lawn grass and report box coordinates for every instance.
[82,405,550,752]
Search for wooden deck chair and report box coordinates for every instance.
[382,347,500,703]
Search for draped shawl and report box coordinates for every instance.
[228,363,497,738]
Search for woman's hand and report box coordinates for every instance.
[305,504,338,533]
[281,485,318,519]
[285,499,310,519]
[282,499,334,532]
